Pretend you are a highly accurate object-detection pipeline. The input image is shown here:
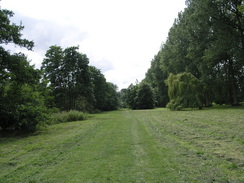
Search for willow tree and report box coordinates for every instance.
[166,72,203,110]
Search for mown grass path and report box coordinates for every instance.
[0,107,243,182]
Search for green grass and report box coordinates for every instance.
[0,106,243,182]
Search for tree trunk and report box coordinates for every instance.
[228,58,239,105]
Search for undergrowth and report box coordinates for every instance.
[51,110,88,124]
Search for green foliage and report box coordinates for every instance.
[0,83,49,132]
[0,6,119,134]
[144,53,169,107]
[137,82,156,109]
[42,46,120,112]
[89,66,107,110]
[126,82,155,109]
[41,46,95,112]
[126,84,139,109]
[157,0,244,106]
[0,8,49,133]
[119,88,128,108]
[51,110,87,123]
[166,73,203,110]
[89,66,119,111]
[238,3,244,13]
[0,8,34,49]
[103,82,120,111]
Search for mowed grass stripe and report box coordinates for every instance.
[124,109,225,182]
[0,119,103,182]
[0,111,131,183]
[123,110,180,182]
[0,107,244,182]
[56,111,135,183]
[130,108,244,182]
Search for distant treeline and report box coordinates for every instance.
[121,0,244,110]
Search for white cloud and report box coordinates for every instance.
[1,0,186,89]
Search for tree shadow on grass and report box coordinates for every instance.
[0,129,42,144]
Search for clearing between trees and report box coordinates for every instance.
[0,106,243,183]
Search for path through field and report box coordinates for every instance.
[0,108,243,182]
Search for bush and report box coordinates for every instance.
[52,110,87,124]
[0,84,49,133]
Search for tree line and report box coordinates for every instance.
[0,8,119,132]
[122,0,244,110]
[41,45,119,112]
[1,0,244,132]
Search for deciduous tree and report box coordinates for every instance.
[0,7,48,132]
[42,46,95,111]
[137,82,155,109]
[166,72,203,110]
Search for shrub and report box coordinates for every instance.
[0,84,49,133]
[52,110,87,124]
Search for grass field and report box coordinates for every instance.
[0,106,243,182]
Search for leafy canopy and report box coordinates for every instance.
[166,72,203,110]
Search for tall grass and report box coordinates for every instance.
[52,110,88,124]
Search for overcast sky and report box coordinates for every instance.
[1,0,186,89]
